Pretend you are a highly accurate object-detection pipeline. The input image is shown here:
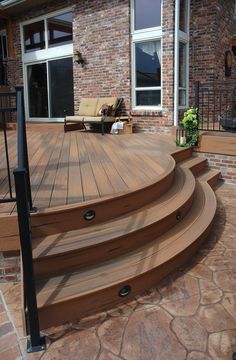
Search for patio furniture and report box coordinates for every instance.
[64,97,123,135]
[220,116,236,131]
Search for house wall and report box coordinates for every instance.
[188,0,236,108]
[4,0,236,132]
[9,0,175,133]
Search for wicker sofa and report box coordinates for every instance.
[64,97,122,135]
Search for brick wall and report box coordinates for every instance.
[73,0,130,116]
[9,0,176,133]
[189,0,236,109]
[0,251,20,282]
[194,152,236,184]
[6,0,236,131]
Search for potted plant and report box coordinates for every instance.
[177,108,199,147]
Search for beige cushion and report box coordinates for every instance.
[78,98,98,116]
[83,116,115,123]
[96,97,118,116]
[66,116,84,122]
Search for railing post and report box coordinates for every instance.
[194,81,200,125]
[2,111,13,198]
[13,168,46,353]
[15,86,35,212]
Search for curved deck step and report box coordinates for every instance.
[30,154,176,237]
[35,180,217,330]
[33,165,196,278]
[198,169,221,188]
[180,157,207,175]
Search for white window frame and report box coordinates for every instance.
[20,8,73,122]
[131,0,163,110]
[178,0,190,109]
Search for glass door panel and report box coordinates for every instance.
[49,57,74,117]
[27,63,48,117]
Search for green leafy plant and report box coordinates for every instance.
[176,107,199,147]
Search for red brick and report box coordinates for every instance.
[0,312,9,325]
[0,333,18,352]
[0,346,21,360]
[0,322,14,337]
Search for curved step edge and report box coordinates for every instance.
[33,166,196,278]
[36,181,217,330]
[31,155,176,237]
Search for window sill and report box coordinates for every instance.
[131,108,163,117]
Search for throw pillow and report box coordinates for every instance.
[98,104,113,116]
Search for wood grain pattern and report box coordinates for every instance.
[196,132,236,156]
[35,180,217,330]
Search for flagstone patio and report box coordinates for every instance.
[0,182,236,360]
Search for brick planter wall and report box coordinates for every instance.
[194,152,236,184]
[0,251,20,283]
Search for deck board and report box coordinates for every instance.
[0,126,180,216]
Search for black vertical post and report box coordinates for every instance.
[2,111,13,198]
[15,86,35,212]
[194,81,200,126]
[13,169,45,353]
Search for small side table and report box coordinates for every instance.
[115,115,133,135]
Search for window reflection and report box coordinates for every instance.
[179,0,188,33]
[24,21,45,53]
[47,12,72,48]
[134,0,161,30]
[135,41,161,87]
[136,90,161,106]
[179,42,187,106]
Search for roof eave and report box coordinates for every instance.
[0,0,26,10]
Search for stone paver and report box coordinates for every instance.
[0,183,236,360]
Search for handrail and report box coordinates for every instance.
[0,90,16,203]
[13,86,46,353]
[15,86,33,210]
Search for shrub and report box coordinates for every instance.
[178,108,199,147]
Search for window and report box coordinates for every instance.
[179,0,188,33]
[132,0,162,108]
[23,11,72,53]
[178,1,189,108]
[48,12,72,48]
[134,0,161,30]
[21,10,74,120]
[179,42,187,106]
[24,21,45,53]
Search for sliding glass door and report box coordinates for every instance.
[27,63,48,117]
[26,57,73,120]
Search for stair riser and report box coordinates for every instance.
[206,174,221,188]
[31,170,175,237]
[34,195,194,279]
[37,222,213,330]
[189,159,207,175]
[172,147,193,163]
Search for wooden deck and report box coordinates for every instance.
[0,126,180,216]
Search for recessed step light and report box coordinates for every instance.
[84,210,96,221]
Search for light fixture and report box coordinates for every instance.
[74,50,85,67]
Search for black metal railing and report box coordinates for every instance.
[194,81,236,132]
[0,90,17,203]
[13,87,46,353]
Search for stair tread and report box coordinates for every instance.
[36,180,216,308]
[181,156,207,169]
[198,169,221,182]
[32,165,195,259]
